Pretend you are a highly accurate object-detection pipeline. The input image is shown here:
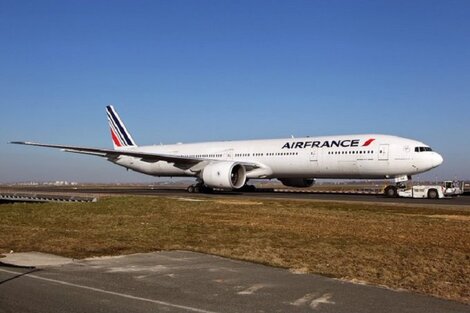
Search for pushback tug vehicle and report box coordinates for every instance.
[395,180,464,199]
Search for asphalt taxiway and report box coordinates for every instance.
[2,185,469,206]
[1,251,468,313]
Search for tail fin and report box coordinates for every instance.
[106,105,137,149]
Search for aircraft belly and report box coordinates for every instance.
[111,151,421,180]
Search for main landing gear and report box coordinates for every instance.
[239,184,257,192]
[186,183,213,193]
[186,183,257,193]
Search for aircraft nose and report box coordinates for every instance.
[431,152,444,168]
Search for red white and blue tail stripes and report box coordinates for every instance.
[106,105,136,148]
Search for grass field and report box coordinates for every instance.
[0,196,469,303]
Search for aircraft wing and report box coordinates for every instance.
[10,141,261,169]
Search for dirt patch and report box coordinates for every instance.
[425,214,470,221]
[213,200,264,205]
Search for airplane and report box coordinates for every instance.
[11,105,444,197]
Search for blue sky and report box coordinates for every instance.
[1,0,469,183]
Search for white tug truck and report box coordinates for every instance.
[396,181,464,199]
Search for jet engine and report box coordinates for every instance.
[279,178,315,188]
[202,162,246,189]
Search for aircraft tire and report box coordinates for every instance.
[187,186,194,193]
[246,185,256,192]
[239,184,256,192]
[202,186,213,194]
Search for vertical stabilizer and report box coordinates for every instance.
[106,105,137,149]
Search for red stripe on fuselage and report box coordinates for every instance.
[362,138,375,146]
[110,128,122,147]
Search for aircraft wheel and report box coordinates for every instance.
[202,186,213,193]
[239,184,256,192]
[428,189,438,199]
[384,186,398,198]
[194,185,201,193]
[246,185,256,192]
[187,185,194,193]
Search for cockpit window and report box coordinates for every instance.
[415,146,433,152]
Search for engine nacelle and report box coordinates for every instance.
[202,162,246,189]
[279,178,315,188]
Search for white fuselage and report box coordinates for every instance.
[112,134,443,180]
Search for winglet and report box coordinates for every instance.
[106,105,137,149]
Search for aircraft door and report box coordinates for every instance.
[224,148,234,160]
[379,144,389,160]
[309,148,320,174]
[310,149,318,162]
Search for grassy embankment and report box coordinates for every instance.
[0,196,469,303]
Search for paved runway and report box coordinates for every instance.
[1,251,468,313]
[3,185,470,206]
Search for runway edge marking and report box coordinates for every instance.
[0,268,219,313]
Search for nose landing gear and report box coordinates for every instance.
[384,176,410,198]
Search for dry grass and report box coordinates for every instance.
[0,196,469,303]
